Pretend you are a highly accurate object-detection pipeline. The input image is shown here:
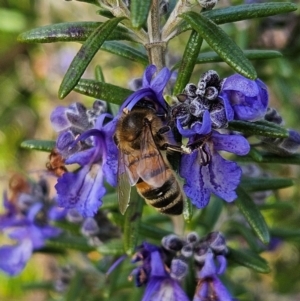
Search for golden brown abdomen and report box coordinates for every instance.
[136,174,183,215]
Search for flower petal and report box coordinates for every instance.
[180,151,211,208]
[142,64,157,87]
[0,239,33,276]
[55,164,105,217]
[212,132,250,156]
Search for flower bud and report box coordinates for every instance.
[161,234,184,252]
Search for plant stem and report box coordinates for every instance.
[146,0,166,70]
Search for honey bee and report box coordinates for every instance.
[46,149,67,177]
[114,105,185,215]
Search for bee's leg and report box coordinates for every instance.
[160,143,191,154]
[157,125,171,135]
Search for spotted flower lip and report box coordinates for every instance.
[179,120,250,208]
[219,74,269,122]
[54,113,118,217]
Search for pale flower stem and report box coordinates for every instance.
[146,0,166,71]
[105,0,148,43]
[161,0,197,41]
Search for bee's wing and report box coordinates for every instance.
[117,151,139,215]
[137,124,168,188]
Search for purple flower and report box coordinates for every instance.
[131,242,189,301]
[194,250,232,301]
[219,74,269,121]
[179,113,250,208]
[0,176,64,276]
[120,65,172,114]
[54,111,118,217]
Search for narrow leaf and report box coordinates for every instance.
[236,187,270,244]
[131,0,152,29]
[241,177,294,192]
[237,152,300,165]
[181,12,257,79]
[227,247,270,273]
[18,22,135,44]
[227,221,263,253]
[95,65,105,82]
[74,79,132,105]
[22,281,53,290]
[172,50,282,69]
[270,228,300,241]
[177,3,298,35]
[97,239,124,255]
[204,3,298,25]
[102,41,148,65]
[46,235,95,252]
[258,202,294,211]
[228,120,289,138]
[173,30,203,95]
[183,197,194,223]
[123,188,144,255]
[59,17,125,99]
[20,140,55,152]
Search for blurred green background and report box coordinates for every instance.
[1,0,300,300]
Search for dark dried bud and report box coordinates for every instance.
[81,217,100,237]
[194,243,209,264]
[171,103,192,127]
[86,100,107,125]
[210,101,228,129]
[161,234,184,252]
[204,86,219,100]
[184,83,198,98]
[181,244,194,258]
[170,257,188,280]
[264,107,284,125]
[66,208,84,223]
[198,0,218,9]
[186,232,199,244]
[159,0,169,15]
[205,232,227,254]
[190,98,210,118]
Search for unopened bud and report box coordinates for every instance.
[161,234,184,252]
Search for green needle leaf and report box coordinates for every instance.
[236,187,270,244]
[204,2,298,25]
[101,41,148,65]
[46,234,95,252]
[241,177,294,192]
[20,140,56,152]
[236,152,300,165]
[123,188,144,255]
[172,50,282,69]
[74,79,132,105]
[97,239,124,255]
[173,30,203,95]
[228,120,289,138]
[58,17,125,99]
[181,12,257,79]
[228,247,270,273]
[177,3,298,36]
[130,0,151,29]
[18,22,135,43]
